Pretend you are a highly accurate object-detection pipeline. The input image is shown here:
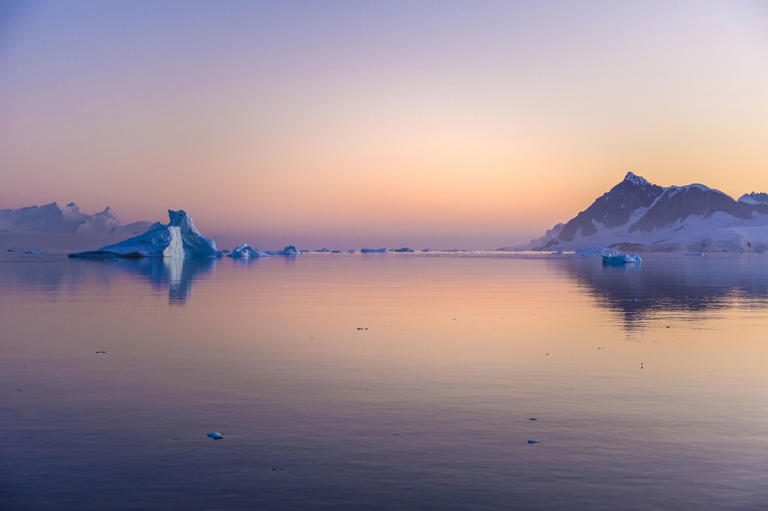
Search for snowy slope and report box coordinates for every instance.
[530,172,768,252]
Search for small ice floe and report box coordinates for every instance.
[527,439,540,444]
[602,253,642,266]
[7,248,45,255]
[95,351,107,354]
[356,327,369,331]
[361,248,387,254]
[207,432,224,440]
[228,244,269,259]
[528,417,537,421]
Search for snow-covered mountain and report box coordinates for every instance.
[0,202,151,236]
[530,172,768,252]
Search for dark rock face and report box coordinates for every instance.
[556,172,663,242]
[629,187,768,232]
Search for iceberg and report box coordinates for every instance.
[69,210,220,259]
[7,248,45,255]
[602,254,642,266]
[228,244,269,259]
[264,245,301,256]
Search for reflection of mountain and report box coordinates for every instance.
[558,255,768,325]
[114,257,216,305]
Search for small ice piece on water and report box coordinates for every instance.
[527,439,540,444]
[207,432,224,440]
[529,417,537,421]
[229,244,269,259]
[602,253,642,266]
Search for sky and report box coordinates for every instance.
[1,0,767,248]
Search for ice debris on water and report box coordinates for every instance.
[602,253,642,266]
[228,244,269,259]
[527,439,540,444]
[207,432,224,440]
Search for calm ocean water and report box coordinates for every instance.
[2,253,767,510]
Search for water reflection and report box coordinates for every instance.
[115,257,216,305]
[559,254,768,326]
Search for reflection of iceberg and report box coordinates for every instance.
[69,210,220,259]
[119,257,216,305]
[559,255,768,326]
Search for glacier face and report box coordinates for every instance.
[530,172,768,252]
[70,210,220,259]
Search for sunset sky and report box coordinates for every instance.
[1,0,767,248]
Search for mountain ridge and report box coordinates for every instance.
[530,172,768,252]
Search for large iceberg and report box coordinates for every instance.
[69,210,220,259]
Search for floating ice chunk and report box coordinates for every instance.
[392,247,415,253]
[527,439,540,444]
[281,245,301,256]
[228,244,269,259]
[207,432,224,440]
[7,248,45,255]
[602,254,642,265]
[361,248,387,254]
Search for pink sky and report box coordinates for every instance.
[1,1,767,248]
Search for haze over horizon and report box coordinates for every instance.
[2,0,767,248]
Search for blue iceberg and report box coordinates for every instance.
[69,210,220,259]
[228,244,269,259]
[602,254,642,266]
[265,245,302,256]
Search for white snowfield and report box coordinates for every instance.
[554,212,768,253]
